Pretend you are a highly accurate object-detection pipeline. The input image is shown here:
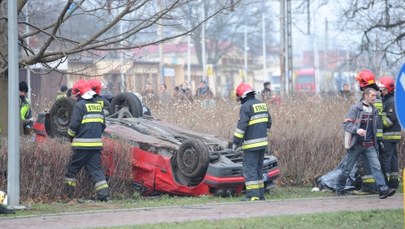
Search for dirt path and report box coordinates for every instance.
[0,195,403,229]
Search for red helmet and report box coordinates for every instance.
[377,76,395,93]
[72,80,95,99]
[356,69,376,89]
[236,82,254,101]
[88,79,103,95]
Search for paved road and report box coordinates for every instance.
[0,195,403,229]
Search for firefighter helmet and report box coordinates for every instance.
[377,76,395,93]
[356,69,379,91]
[236,82,255,101]
[88,79,104,95]
[72,80,95,99]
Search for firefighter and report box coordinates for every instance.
[64,80,110,202]
[377,76,401,189]
[233,82,272,201]
[352,70,384,193]
[19,81,32,135]
[88,79,110,116]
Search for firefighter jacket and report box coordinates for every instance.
[374,94,384,140]
[381,93,401,142]
[93,95,110,115]
[343,102,379,150]
[68,98,106,150]
[233,97,271,152]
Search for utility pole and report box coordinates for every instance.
[119,22,125,92]
[7,0,21,209]
[158,0,164,85]
[25,5,31,102]
[201,1,206,81]
[280,0,293,96]
[244,26,248,82]
[187,12,191,84]
[262,0,267,82]
[280,0,286,96]
[286,0,293,94]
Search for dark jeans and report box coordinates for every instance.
[337,144,388,192]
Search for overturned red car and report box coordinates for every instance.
[33,93,280,197]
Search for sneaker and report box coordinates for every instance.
[241,196,260,201]
[379,188,395,199]
[259,196,266,201]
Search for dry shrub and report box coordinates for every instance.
[152,97,405,185]
[0,137,133,202]
[0,96,403,202]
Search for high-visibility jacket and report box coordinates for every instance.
[20,97,31,121]
[233,97,271,152]
[381,93,401,142]
[68,98,106,150]
[374,94,384,140]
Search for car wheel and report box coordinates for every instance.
[177,139,210,179]
[47,98,75,138]
[110,92,142,118]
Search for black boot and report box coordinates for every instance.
[259,187,265,200]
[63,184,75,199]
[96,187,110,202]
[388,177,399,189]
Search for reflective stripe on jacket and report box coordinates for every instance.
[20,97,31,121]
[233,97,271,152]
[374,96,383,140]
[68,98,106,150]
[381,93,401,142]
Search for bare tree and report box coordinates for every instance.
[333,0,405,73]
[186,0,276,67]
[0,0,238,134]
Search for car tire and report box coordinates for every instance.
[110,92,142,118]
[177,139,210,179]
[47,98,75,138]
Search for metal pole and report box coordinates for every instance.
[158,0,164,85]
[7,0,21,208]
[244,26,248,82]
[262,0,267,82]
[119,22,125,92]
[25,6,31,102]
[286,0,293,94]
[280,0,286,96]
[187,21,191,83]
[201,2,206,81]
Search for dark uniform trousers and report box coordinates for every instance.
[243,149,265,199]
[65,149,109,199]
[380,142,399,188]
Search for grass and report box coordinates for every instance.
[104,209,404,229]
[0,185,335,217]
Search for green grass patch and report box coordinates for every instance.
[0,185,334,217]
[106,209,404,229]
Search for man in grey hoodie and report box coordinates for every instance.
[336,87,395,199]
